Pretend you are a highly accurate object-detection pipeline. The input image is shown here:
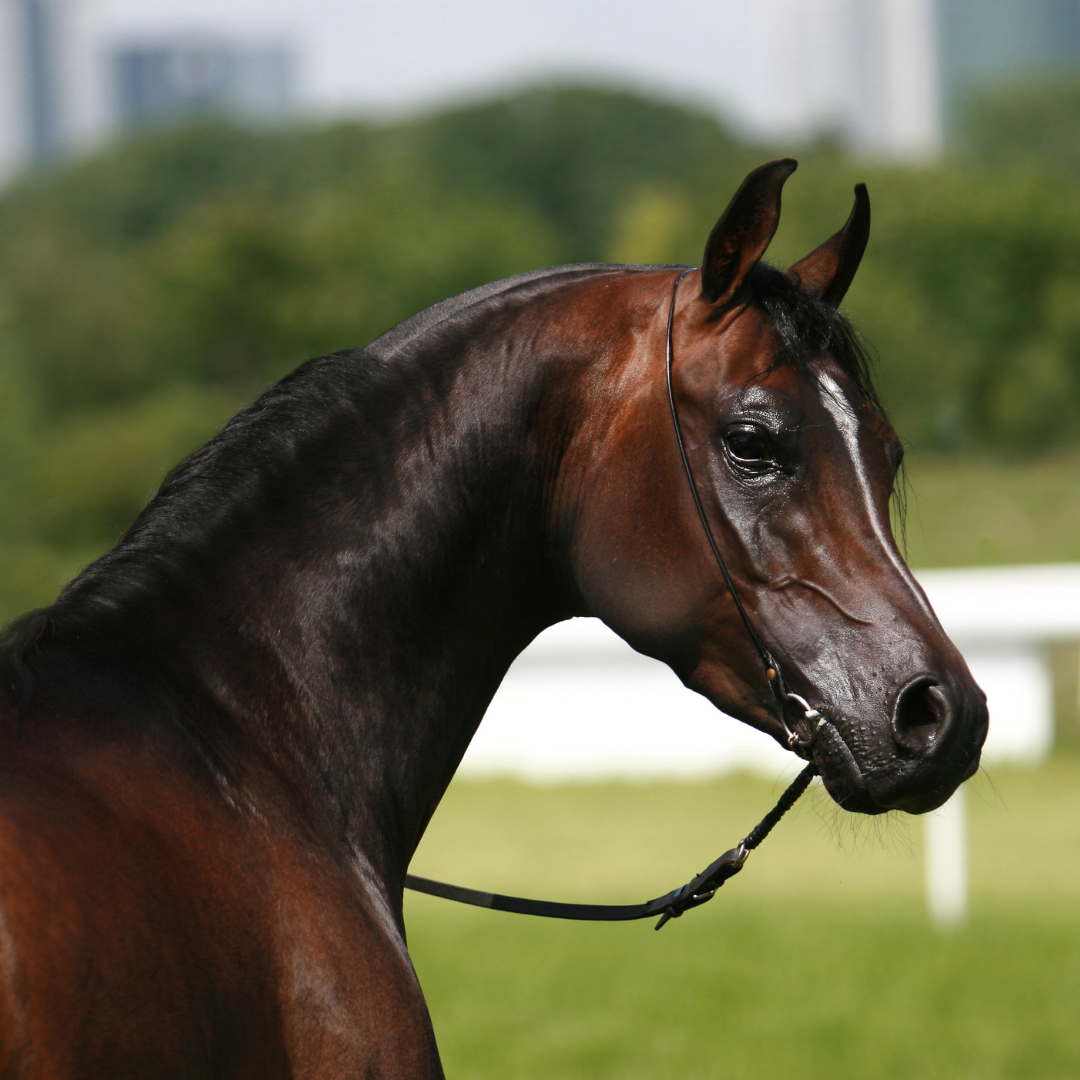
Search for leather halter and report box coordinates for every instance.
[665,268,822,757]
[403,269,823,929]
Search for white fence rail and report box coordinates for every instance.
[462,563,1080,778]
[459,563,1080,929]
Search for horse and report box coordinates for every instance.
[0,158,986,1077]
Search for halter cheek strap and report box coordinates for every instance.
[665,268,821,756]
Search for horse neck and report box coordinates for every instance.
[49,286,604,891]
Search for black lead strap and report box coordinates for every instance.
[405,762,817,930]
[404,268,822,929]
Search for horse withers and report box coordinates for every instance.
[0,159,986,1077]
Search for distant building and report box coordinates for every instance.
[21,0,59,158]
[736,0,941,158]
[851,0,942,156]
[730,0,1080,157]
[0,0,295,187]
[726,0,940,158]
[938,0,1080,120]
[113,38,292,131]
[0,0,60,179]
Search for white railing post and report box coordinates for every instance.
[925,785,968,929]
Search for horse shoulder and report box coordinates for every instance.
[0,711,440,1078]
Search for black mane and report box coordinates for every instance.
[52,264,621,622]
[0,260,882,708]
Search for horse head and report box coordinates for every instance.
[565,160,987,815]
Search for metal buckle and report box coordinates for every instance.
[782,692,822,756]
[653,841,751,929]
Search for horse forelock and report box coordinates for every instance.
[747,262,884,420]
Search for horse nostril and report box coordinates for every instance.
[892,678,951,756]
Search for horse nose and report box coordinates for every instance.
[882,672,988,811]
[891,676,956,756]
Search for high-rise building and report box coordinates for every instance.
[729,0,942,158]
[0,0,60,179]
[0,0,295,187]
[22,0,59,158]
[112,38,292,131]
[938,0,1080,121]
[731,0,1080,154]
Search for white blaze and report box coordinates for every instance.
[816,372,934,622]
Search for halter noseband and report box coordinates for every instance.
[665,267,822,757]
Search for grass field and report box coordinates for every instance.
[901,450,1080,568]
[406,759,1080,1078]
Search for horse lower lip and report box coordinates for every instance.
[834,787,889,815]
[822,761,957,815]
[811,726,890,815]
[870,736,984,812]
[904,794,951,813]
[828,752,981,815]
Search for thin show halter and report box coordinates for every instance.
[663,268,822,756]
[404,269,822,930]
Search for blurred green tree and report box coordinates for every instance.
[960,76,1080,178]
[395,84,746,262]
[3,82,1080,618]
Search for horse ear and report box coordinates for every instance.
[787,183,870,307]
[700,158,798,306]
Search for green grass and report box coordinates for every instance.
[902,450,1080,568]
[406,759,1080,1078]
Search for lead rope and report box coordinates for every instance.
[405,761,816,930]
[403,268,822,929]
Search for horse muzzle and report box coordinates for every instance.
[808,669,989,815]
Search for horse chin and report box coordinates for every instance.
[809,720,889,816]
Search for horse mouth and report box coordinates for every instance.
[810,718,983,815]
[809,721,885,815]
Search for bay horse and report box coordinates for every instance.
[0,159,986,1077]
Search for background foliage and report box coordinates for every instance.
[2,81,1080,617]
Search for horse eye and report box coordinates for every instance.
[725,430,772,463]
